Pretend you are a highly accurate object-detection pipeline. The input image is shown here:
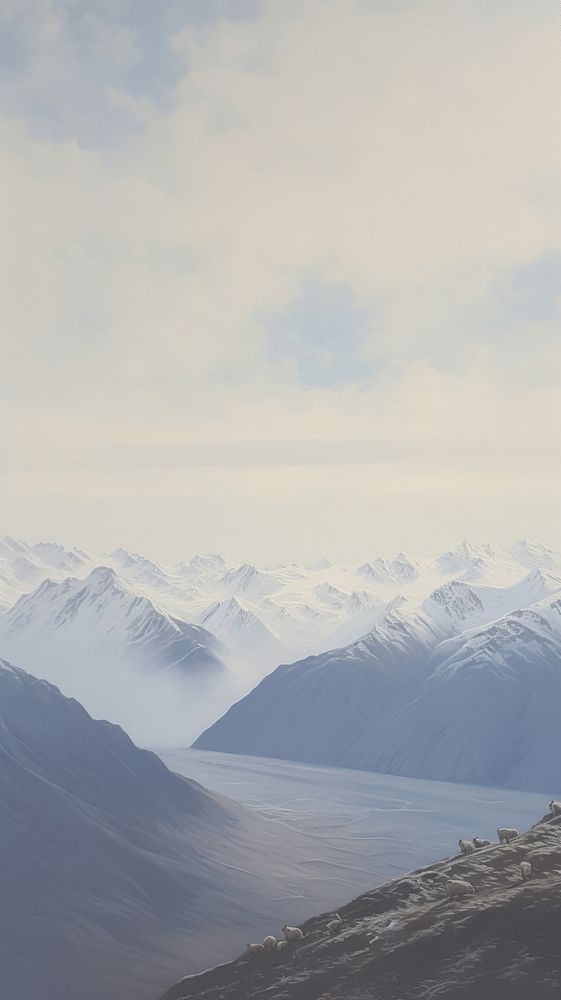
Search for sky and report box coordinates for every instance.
[1,0,561,564]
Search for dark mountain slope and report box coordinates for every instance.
[0,659,350,1000]
[161,812,561,1000]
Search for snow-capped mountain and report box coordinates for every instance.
[1,535,560,676]
[2,534,561,756]
[358,553,420,585]
[313,581,350,607]
[350,594,561,789]
[198,596,286,669]
[0,658,341,1000]
[510,537,559,569]
[30,540,91,573]
[0,566,225,680]
[0,536,93,609]
[177,552,231,588]
[194,574,561,792]
[434,540,525,584]
[193,607,446,766]
[0,567,229,744]
[216,563,279,602]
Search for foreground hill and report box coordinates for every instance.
[0,659,351,1000]
[161,811,561,1000]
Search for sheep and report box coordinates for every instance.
[282,924,304,942]
[446,879,475,901]
[520,861,532,881]
[497,827,519,844]
[458,838,475,855]
[246,943,265,958]
[472,837,491,849]
[549,800,561,816]
[326,917,342,935]
[276,940,288,953]
[263,935,277,952]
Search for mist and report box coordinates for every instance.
[0,633,260,748]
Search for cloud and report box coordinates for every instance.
[264,281,378,387]
[1,0,560,557]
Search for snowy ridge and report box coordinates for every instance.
[0,565,226,679]
[195,568,561,791]
[0,566,230,746]
[1,535,560,670]
[2,534,561,770]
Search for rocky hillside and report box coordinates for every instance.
[161,811,561,1000]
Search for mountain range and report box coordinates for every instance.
[195,563,561,791]
[2,535,561,786]
[2,536,559,669]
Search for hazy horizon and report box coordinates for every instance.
[1,529,559,569]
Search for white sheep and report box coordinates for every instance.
[263,935,277,952]
[276,940,288,952]
[497,827,519,844]
[458,838,475,855]
[246,943,265,957]
[549,800,561,816]
[472,837,491,849]
[446,879,475,901]
[326,916,342,935]
[282,924,304,942]
[520,861,532,881]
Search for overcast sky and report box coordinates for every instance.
[1,0,560,563]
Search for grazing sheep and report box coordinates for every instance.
[326,918,342,935]
[263,935,277,952]
[458,838,475,855]
[520,861,532,881]
[282,924,304,942]
[472,837,491,849]
[246,943,265,957]
[497,827,519,844]
[549,800,561,816]
[276,940,288,952]
[446,879,475,901]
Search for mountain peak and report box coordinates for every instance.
[87,565,119,588]
[511,538,557,568]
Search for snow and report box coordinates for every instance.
[0,535,560,675]
[194,577,561,793]
[1,535,561,781]
[0,567,229,746]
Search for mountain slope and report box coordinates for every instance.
[199,595,286,670]
[193,589,561,791]
[193,609,443,765]
[161,811,561,1000]
[0,565,226,679]
[0,659,360,1000]
[356,595,561,789]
